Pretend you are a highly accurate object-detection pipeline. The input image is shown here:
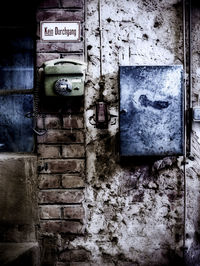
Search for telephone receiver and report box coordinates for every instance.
[43,58,87,67]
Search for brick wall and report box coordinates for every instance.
[34,1,200,265]
[36,1,86,265]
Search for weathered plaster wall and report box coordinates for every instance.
[2,1,199,265]
[185,5,200,265]
[67,0,187,265]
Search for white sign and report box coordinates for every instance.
[41,21,80,42]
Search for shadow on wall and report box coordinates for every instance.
[0,155,40,266]
[185,198,200,265]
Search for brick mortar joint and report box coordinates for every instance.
[39,204,83,206]
[38,188,85,191]
[40,218,84,222]
[39,204,85,209]
[38,158,86,160]
[38,157,86,159]
[37,8,84,11]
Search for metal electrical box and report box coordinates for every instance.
[44,59,87,96]
[120,65,184,156]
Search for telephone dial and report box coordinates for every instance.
[43,59,87,96]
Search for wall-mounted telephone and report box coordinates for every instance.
[43,59,87,96]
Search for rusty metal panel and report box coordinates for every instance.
[120,65,184,156]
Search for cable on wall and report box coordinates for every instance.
[182,0,187,259]
[188,0,192,155]
[98,0,103,80]
[98,0,105,101]
[182,0,192,260]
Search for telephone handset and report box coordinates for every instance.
[43,58,87,67]
[44,58,87,97]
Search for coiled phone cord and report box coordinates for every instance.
[25,68,47,136]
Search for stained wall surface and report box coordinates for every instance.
[68,0,187,265]
[0,154,38,242]
[2,0,200,265]
[185,5,200,265]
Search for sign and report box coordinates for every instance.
[41,22,80,42]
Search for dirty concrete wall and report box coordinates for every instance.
[185,4,200,265]
[69,0,186,265]
[35,0,200,265]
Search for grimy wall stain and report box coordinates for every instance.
[185,5,200,265]
[2,0,200,265]
[67,0,188,265]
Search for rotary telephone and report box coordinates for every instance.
[43,58,87,96]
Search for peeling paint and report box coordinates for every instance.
[67,0,199,265]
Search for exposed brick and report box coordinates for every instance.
[38,145,61,158]
[60,54,84,61]
[167,191,183,202]
[37,130,84,144]
[64,43,84,53]
[37,53,60,67]
[40,205,61,219]
[62,175,84,188]
[63,205,85,219]
[63,115,84,129]
[40,220,83,234]
[56,263,70,266]
[36,41,84,53]
[152,157,177,172]
[37,42,64,53]
[40,236,57,265]
[59,249,89,262]
[132,190,144,203]
[70,249,90,262]
[36,51,84,66]
[62,144,85,158]
[61,0,84,9]
[37,115,61,129]
[38,190,84,204]
[59,250,70,262]
[39,95,84,113]
[36,10,84,22]
[118,263,137,266]
[38,159,85,174]
[38,174,61,189]
[57,263,90,266]
[38,0,60,8]
[70,263,91,266]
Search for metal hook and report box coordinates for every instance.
[110,117,117,125]
[89,115,97,126]
[32,128,47,136]
[108,114,117,125]
[25,112,35,118]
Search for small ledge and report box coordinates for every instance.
[0,242,39,265]
[0,153,37,159]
